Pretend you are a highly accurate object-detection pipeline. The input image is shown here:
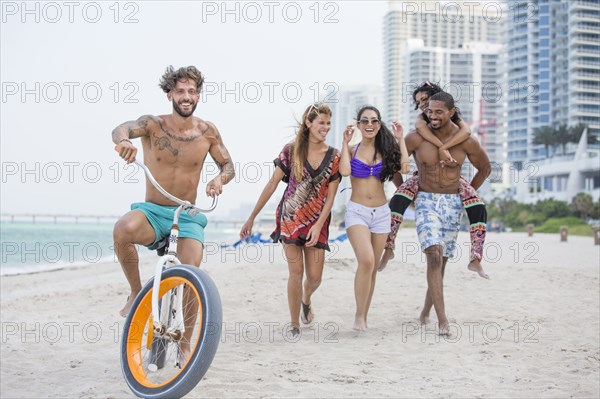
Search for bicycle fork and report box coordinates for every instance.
[148,206,187,371]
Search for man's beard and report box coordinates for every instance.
[173,100,197,117]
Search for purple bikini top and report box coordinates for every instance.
[350,143,382,179]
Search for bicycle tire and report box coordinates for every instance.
[121,266,222,399]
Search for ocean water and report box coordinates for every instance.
[0,221,243,275]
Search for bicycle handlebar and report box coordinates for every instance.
[133,159,218,214]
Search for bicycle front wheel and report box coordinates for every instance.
[120,265,222,399]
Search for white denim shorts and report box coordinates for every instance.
[344,200,391,234]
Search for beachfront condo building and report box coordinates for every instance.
[507,0,600,167]
[383,0,505,123]
[382,0,508,188]
[514,129,600,203]
[399,39,507,180]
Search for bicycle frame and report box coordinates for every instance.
[131,160,217,366]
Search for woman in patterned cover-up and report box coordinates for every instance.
[240,103,341,337]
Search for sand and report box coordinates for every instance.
[1,230,599,398]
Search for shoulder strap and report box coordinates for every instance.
[352,143,361,158]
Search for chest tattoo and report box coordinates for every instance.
[158,120,201,142]
[155,135,179,156]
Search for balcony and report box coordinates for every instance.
[574,1,600,10]
[574,109,600,117]
[569,35,600,46]
[573,83,600,91]
[570,58,600,67]
[574,48,600,57]
[571,73,600,81]
[572,24,600,34]
[570,12,600,23]
[572,96,600,104]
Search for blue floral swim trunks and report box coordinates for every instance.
[415,192,462,258]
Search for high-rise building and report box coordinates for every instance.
[554,1,600,141]
[383,1,508,186]
[384,1,505,122]
[507,0,600,167]
[401,40,507,175]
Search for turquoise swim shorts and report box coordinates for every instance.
[131,202,208,247]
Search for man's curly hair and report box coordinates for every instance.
[159,65,204,93]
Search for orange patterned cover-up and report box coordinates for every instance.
[270,144,341,251]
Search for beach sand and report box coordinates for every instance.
[1,230,599,398]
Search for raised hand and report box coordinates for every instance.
[343,123,355,145]
[391,121,404,141]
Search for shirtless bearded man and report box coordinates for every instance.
[111,65,234,317]
[405,92,490,335]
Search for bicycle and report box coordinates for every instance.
[120,159,222,399]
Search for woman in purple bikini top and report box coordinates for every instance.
[350,143,383,179]
[338,105,407,332]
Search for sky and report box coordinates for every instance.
[1,0,390,220]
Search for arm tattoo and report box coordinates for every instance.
[207,122,235,184]
[112,115,151,142]
[218,157,235,184]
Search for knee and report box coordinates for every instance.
[113,218,136,243]
[288,266,303,283]
[305,276,322,289]
[424,246,443,265]
[180,253,202,267]
[357,254,376,272]
[177,240,204,267]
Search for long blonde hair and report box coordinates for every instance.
[292,103,332,182]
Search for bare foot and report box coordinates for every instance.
[438,321,451,336]
[119,292,139,318]
[353,316,367,331]
[419,314,430,325]
[378,248,395,272]
[468,259,490,279]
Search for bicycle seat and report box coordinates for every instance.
[148,236,169,256]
